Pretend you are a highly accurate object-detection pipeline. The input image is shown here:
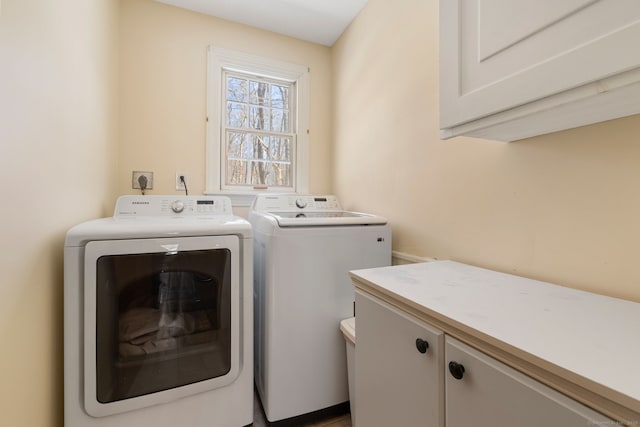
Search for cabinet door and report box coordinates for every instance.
[440,0,640,129]
[355,290,444,427]
[445,336,613,427]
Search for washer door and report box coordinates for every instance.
[83,235,240,417]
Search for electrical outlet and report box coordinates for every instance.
[132,171,154,189]
[176,172,188,190]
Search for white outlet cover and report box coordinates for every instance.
[176,172,188,190]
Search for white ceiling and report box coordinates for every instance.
[154,0,368,46]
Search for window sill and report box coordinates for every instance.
[203,192,258,207]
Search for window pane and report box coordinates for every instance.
[227,77,248,102]
[253,135,269,161]
[251,160,269,185]
[254,161,291,187]
[250,106,270,131]
[276,163,292,187]
[227,132,250,160]
[271,84,289,109]
[250,81,270,106]
[227,102,247,128]
[227,159,250,185]
[268,137,291,162]
[270,109,289,133]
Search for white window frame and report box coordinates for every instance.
[205,46,309,205]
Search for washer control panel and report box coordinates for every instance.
[114,195,233,217]
[252,194,342,212]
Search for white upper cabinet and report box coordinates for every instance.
[439,0,640,141]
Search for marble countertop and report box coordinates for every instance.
[350,260,640,421]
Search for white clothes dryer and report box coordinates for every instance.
[64,195,253,427]
[249,194,391,422]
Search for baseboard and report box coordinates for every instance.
[391,251,436,265]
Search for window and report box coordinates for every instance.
[206,47,309,201]
[224,72,294,188]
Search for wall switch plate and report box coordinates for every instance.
[176,172,188,190]
[132,171,153,189]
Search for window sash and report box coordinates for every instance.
[221,70,296,191]
[223,129,297,189]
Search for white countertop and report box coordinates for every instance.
[350,260,640,419]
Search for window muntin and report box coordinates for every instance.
[223,71,296,190]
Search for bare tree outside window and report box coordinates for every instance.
[224,71,295,189]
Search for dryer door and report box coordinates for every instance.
[83,235,240,417]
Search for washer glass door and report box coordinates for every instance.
[83,235,240,417]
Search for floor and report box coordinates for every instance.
[252,391,352,427]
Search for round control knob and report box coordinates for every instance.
[448,361,465,380]
[295,198,307,209]
[171,200,185,213]
[415,338,429,354]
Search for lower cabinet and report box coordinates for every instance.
[355,290,614,427]
[355,290,444,427]
[445,336,611,427]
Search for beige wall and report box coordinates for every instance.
[3,0,639,424]
[0,0,119,425]
[118,0,333,197]
[333,0,640,302]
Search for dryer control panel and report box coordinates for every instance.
[252,194,342,212]
[114,195,233,217]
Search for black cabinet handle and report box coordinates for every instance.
[448,361,465,380]
[415,338,429,354]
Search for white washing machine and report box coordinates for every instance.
[249,194,391,422]
[64,195,253,427]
